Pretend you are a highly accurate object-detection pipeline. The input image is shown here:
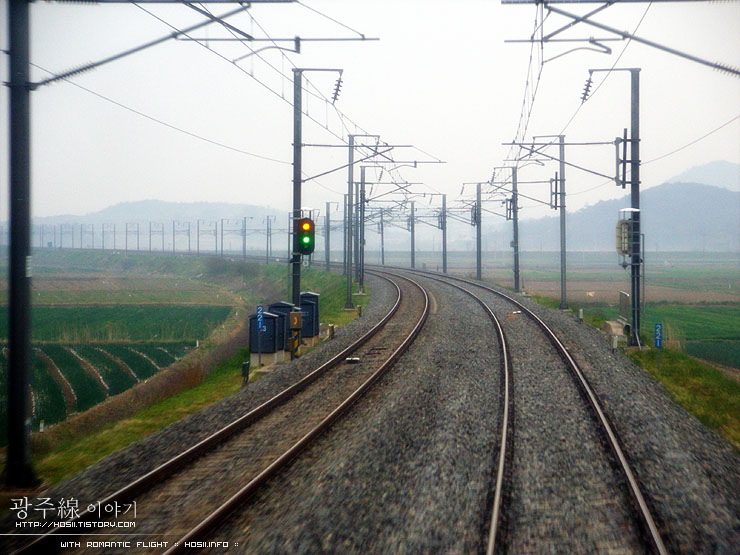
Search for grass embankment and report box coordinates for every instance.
[529,294,740,451]
[628,348,740,451]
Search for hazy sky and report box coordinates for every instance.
[1,0,738,223]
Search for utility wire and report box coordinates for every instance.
[30,62,291,165]
[297,1,366,38]
[569,112,740,196]
[136,4,435,199]
[643,113,740,164]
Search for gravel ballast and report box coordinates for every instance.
[490,283,740,553]
[215,275,504,552]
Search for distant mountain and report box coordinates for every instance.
[495,182,740,252]
[666,161,739,192]
[32,200,282,225]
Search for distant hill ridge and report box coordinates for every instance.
[497,181,739,252]
[666,160,739,192]
[33,200,282,225]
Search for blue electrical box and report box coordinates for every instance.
[249,311,279,353]
[300,291,320,337]
[268,301,298,350]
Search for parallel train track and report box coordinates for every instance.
[395,267,666,554]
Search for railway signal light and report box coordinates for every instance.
[294,217,315,255]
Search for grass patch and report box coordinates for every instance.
[530,294,561,310]
[629,348,740,451]
[31,347,249,485]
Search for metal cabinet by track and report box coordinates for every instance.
[299,291,320,338]
[249,311,280,353]
[268,301,297,349]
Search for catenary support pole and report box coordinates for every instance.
[325,201,330,271]
[354,175,360,281]
[559,135,567,309]
[291,69,302,307]
[6,0,37,487]
[380,209,385,266]
[345,136,354,308]
[410,201,416,269]
[343,194,348,276]
[512,167,520,292]
[359,167,365,293]
[476,182,482,280]
[442,193,448,274]
[630,69,641,346]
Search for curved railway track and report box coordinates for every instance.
[395,266,667,554]
[15,270,429,554]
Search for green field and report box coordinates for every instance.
[0,305,232,343]
[576,302,740,368]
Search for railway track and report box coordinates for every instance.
[397,267,666,554]
[14,270,429,554]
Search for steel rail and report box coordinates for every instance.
[165,270,430,553]
[15,273,404,554]
[393,266,667,555]
[414,273,511,555]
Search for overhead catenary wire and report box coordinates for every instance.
[188,3,436,194]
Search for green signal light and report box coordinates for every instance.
[302,236,310,243]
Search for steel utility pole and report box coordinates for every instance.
[380,209,385,266]
[343,194,348,277]
[476,182,482,280]
[291,69,302,306]
[512,167,520,292]
[354,173,360,282]
[588,67,642,344]
[629,69,641,346]
[359,167,366,293]
[345,136,354,308]
[442,194,448,274]
[410,201,416,268]
[325,202,331,271]
[558,135,567,309]
[6,0,36,486]
[242,216,247,259]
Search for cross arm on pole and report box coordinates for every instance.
[30,5,251,89]
[546,4,740,77]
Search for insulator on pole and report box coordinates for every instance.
[332,77,343,104]
[581,74,593,103]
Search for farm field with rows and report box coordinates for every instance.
[0,250,248,446]
[0,341,195,445]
